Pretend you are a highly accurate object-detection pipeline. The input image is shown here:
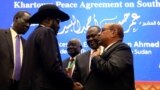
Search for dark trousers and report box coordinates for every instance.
[10,79,19,90]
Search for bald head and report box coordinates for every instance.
[104,23,124,39]
[12,11,31,34]
[109,24,124,39]
[87,26,101,33]
[67,38,82,57]
[68,39,82,48]
[86,25,101,49]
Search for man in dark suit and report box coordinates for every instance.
[73,26,103,85]
[18,4,83,90]
[86,23,135,90]
[63,39,82,78]
[0,11,31,90]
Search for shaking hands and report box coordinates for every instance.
[73,82,83,90]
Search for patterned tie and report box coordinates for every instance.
[14,35,21,81]
[66,58,75,77]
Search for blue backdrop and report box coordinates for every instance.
[1,0,160,81]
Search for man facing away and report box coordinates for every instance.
[0,11,31,90]
[18,4,83,90]
[63,38,82,78]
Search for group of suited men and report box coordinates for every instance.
[0,4,135,90]
[63,24,135,90]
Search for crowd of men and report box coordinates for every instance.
[0,4,135,90]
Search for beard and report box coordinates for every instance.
[50,22,60,35]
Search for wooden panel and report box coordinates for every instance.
[135,81,160,90]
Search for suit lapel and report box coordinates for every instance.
[84,50,93,83]
[65,58,70,68]
[86,43,122,84]
[86,51,91,74]
[20,37,26,51]
[102,41,121,59]
[5,30,14,63]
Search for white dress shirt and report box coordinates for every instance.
[10,28,23,78]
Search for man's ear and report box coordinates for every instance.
[13,17,19,22]
[112,29,118,34]
[111,29,118,37]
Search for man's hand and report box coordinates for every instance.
[91,49,101,57]
[73,82,83,90]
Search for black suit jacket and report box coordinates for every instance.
[73,51,90,85]
[85,41,135,90]
[63,58,71,76]
[0,29,25,90]
[18,26,73,90]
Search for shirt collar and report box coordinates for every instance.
[10,28,18,38]
[40,24,45,27]
[70,54,80,60]
[104,42,117,52]
[91,46,104,55]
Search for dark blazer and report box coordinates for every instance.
[0,29,25,90]
[18,26,73,90]
[63,58,70,76]
[73,51,90,85]
[85,41,135,90]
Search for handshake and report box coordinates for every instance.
[73,82,84,90]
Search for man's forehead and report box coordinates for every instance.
[68,40,80,44]
[87,28,99,34]
[104,24,111,28]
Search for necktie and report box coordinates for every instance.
[14,35,21,81]
[89,50,97,72]
[66,58,75,77]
